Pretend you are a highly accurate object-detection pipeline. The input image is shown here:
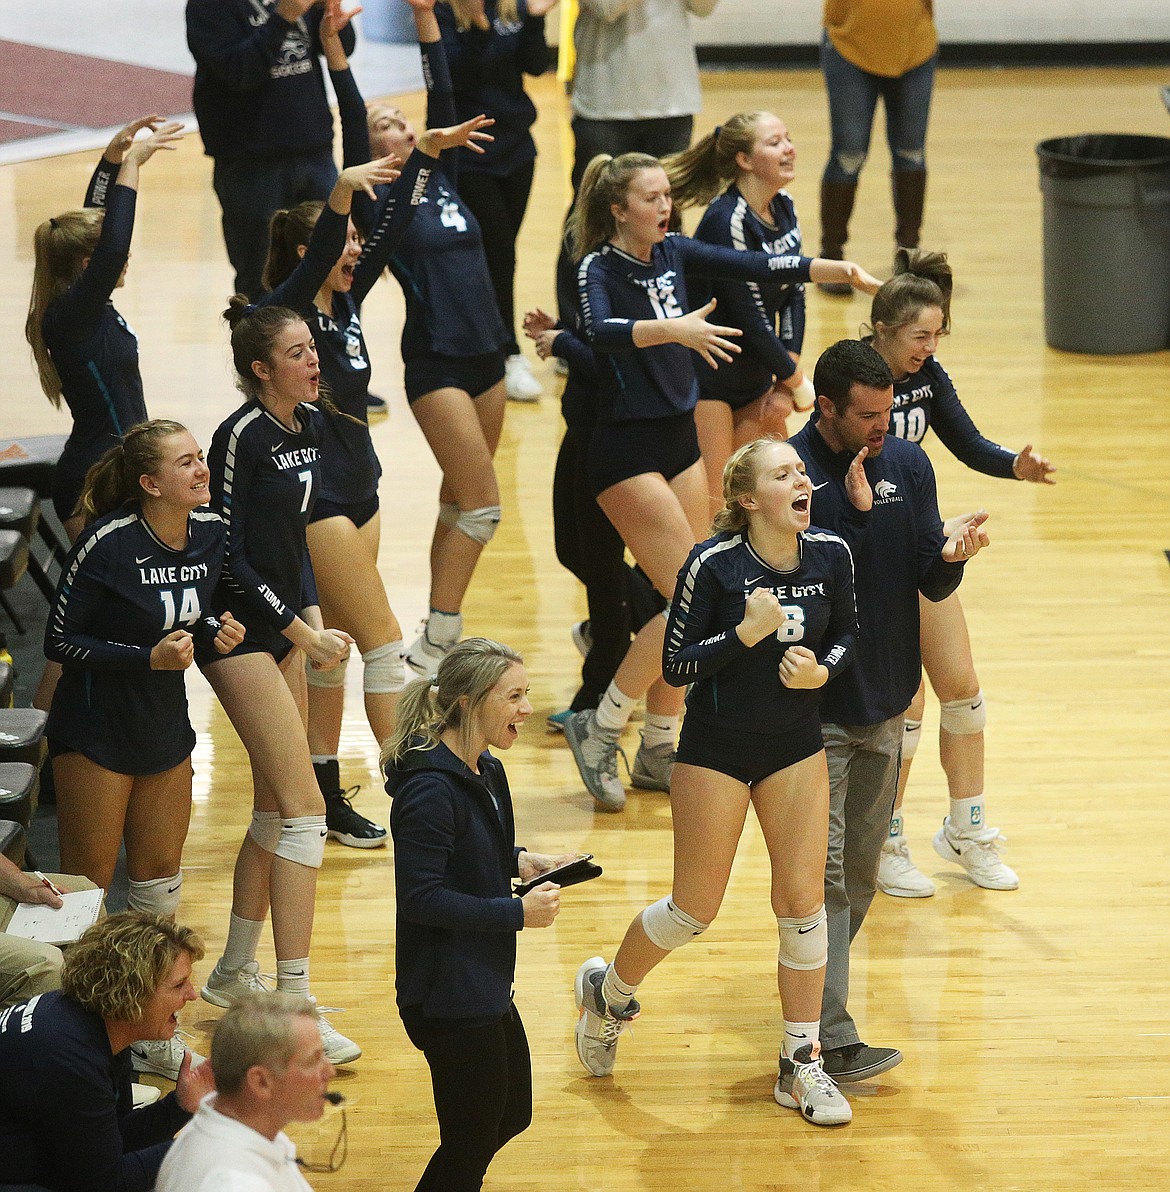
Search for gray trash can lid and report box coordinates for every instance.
[1038,134,1170,179]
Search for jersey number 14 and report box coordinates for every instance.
[159,587,202,630]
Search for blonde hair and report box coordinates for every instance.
[567,152,662,261]
[25,209,106,407]
[443,0,518,28]
[382,638,523,768]
[76,419,192,524]
[60,912,204,1023]
[665,111,774,210]
[711,436,786,535]
[211,991,318,1094]
[869,248,953,341]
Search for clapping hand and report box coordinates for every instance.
[845,447,872,512]
[942,510,990,563]
[1012,444,1056,484]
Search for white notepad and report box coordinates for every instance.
[6,888,104,945]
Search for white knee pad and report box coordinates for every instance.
[305,653,348,689]
[777,906,828,971]
[455,504,501,545]
[127,872,183,919]
[438,501,460,529]
[247,809,283,854]
[902,717,923,760]
[363,642,407,694]
[275,815,328,868]
[641,897,709,951]
[939,690,987,735]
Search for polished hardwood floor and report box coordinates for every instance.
[3,62,1170,1190]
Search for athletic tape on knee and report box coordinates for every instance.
[247,809,282,854]
[777,906,827,971]
[455,504,501,545]
[641,897,709,951]
[902,717,923,760]
[305,653,348,689]
[939,690,987,735]
[275,815,328,868]
[363,642,406,694]
[438,501,460,529]
[127,872,183,918]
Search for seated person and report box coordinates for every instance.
[0,912,214,1192]
[157,990,336,1192]
[0,854,99,1010]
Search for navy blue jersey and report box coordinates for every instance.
[387,39,508,360]
[436,0,547,178]
[664,529,856,736]
[577,234,813,423]
[44,183,147,516]
[890,355,1016,479]
[0,991,191,1192]
[44,504,226,774]
[208,401,321,650]
[260,151,430,504]
[186,0,354,160]
[789,423,965,726]
[553,323,601,433]
[692,185,805,402]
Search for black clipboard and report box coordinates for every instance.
[513,854,603,896]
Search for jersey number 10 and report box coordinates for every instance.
[159,587,202,631]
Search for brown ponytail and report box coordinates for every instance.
[665,111,772,210]
[77,419,190,523]
[567,152,662,261]
[262,201,324,292]
[869,248,953,338]
[25,210,105,407]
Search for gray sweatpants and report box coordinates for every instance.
[819,716,904,1050]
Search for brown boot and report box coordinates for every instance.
[818,179,858,294]
[892,170,927,251]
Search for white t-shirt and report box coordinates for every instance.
[156,1096,314,1192]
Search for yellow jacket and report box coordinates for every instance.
[824,0,937,78]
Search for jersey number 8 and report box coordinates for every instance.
[776,604,805,643]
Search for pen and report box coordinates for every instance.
[34,871,65,898]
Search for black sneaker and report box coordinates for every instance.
[366,392,388,422]
[820,1042,902,1084]
[325,787,387,849]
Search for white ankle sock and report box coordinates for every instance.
[276,958,311,996]
[427,609,462,647]
[595,682,636,734]
[782,1019,821,1060]
[602,964,638,1012]
[641,714,678,750]
[949,796,985,837]
[221,913,264,972]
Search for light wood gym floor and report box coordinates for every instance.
[3,61,1170,1191]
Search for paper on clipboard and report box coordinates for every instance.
[6,888,104,945]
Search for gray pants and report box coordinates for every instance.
[820,716,904,1049]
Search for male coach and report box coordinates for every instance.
[790,339,989,1083]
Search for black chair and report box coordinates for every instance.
[0,488,51,607]
[0,819,24,867]
[0,435,71,587]
[0,763,37,835]
[0,531,30,635]
[0,709,48,769]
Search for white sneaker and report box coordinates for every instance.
[574,957,638,1077]
[405,628,453,677]
[505,353,543,402]
[130,1034,204,1081]
[570,620,592,658]
[774,1045,852,1126]
[201,959,274,1008]
[878,836,936,898]
[932,818,1020,890]
[311,998,362,1064]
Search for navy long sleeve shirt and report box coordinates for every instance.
[577,234,812,422]
[186,0,354,160]
[789,422,965,726]
[0,992,192,1192]
[664,528,857,736]
[692,185,806,401]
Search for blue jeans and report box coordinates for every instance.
[820,34,936,183]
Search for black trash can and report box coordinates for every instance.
[1037,134,1170,354]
